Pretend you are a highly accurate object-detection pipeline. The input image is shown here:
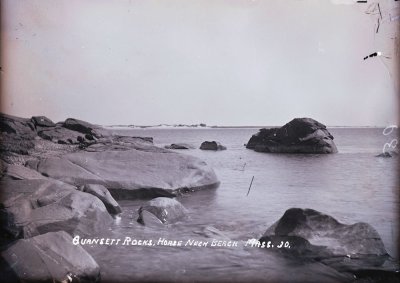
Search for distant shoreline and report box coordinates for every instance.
[103,125,387,129]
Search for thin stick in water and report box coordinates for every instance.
[246,176,254,196]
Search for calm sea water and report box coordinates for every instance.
[86,128,399,282]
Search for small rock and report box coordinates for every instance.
[165,143,195,150]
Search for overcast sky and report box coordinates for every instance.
[1,0,398,126]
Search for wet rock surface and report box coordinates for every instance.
[247,118,338,153]
[0,231,100,283]
[137,197,188,225]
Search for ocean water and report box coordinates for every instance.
[86,128,399,282]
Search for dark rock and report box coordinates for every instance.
[0,179,113,239]
[200,141,227,151]
[247,118,337,154]
[260,208,398,278]
[26,148,220,199]
[63,118,102,138]
[77,136,85,143]
[31,116,55,128]
[82,184,121,215]
[165,143,195,150]
[37,126,84,144]
[137,197,187,225]
[0,113,36,136]
[376,151,398,158]
[0,231,100,283]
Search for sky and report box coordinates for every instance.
[1,0,399,126]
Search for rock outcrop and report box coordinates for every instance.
[260,208,398,279]
[137,197,187,225]
[246,118,337,154]
[0,231,100,283]
[165,143,195,150]
[200,141,227,151]
[63,118,102,138]
[26,148,219,199]
[31,116,56,128]
[0,179,113,239]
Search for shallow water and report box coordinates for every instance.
[87,127,398,282]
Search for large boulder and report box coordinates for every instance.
[246,118,337,154]
[0,231,100,283]
[63,118,102,138]
[81,184,121,215]
[31,116,56,128]
[200,141,227,151]
[137,197,187,225]
[259,208,398,278]
[26,148,220,199]
[0,179,113,239]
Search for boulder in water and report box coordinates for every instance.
[165,143,195,150]
[247,118,337,154]
[200,141,227,151]
[259,208,398,279]
[137,197,187,225]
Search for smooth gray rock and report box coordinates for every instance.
[137,197,187,225]
[200,141,227,151]
[82,184,121,215]
[0,231,100,283]
[26,149,220,199]
[0,179,113,239]
[3,164,47,180]
[247,118,338,154]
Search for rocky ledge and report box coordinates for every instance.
[246,118,338,154]
[0,113,219,282]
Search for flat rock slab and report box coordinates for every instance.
[3,164,47,180]
[0,179,113,239]
[165,143,196,150]
[0,231,100,283]
[27,149,219,199]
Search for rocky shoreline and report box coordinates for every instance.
[0,113,220,282]
[0,113,398,282]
